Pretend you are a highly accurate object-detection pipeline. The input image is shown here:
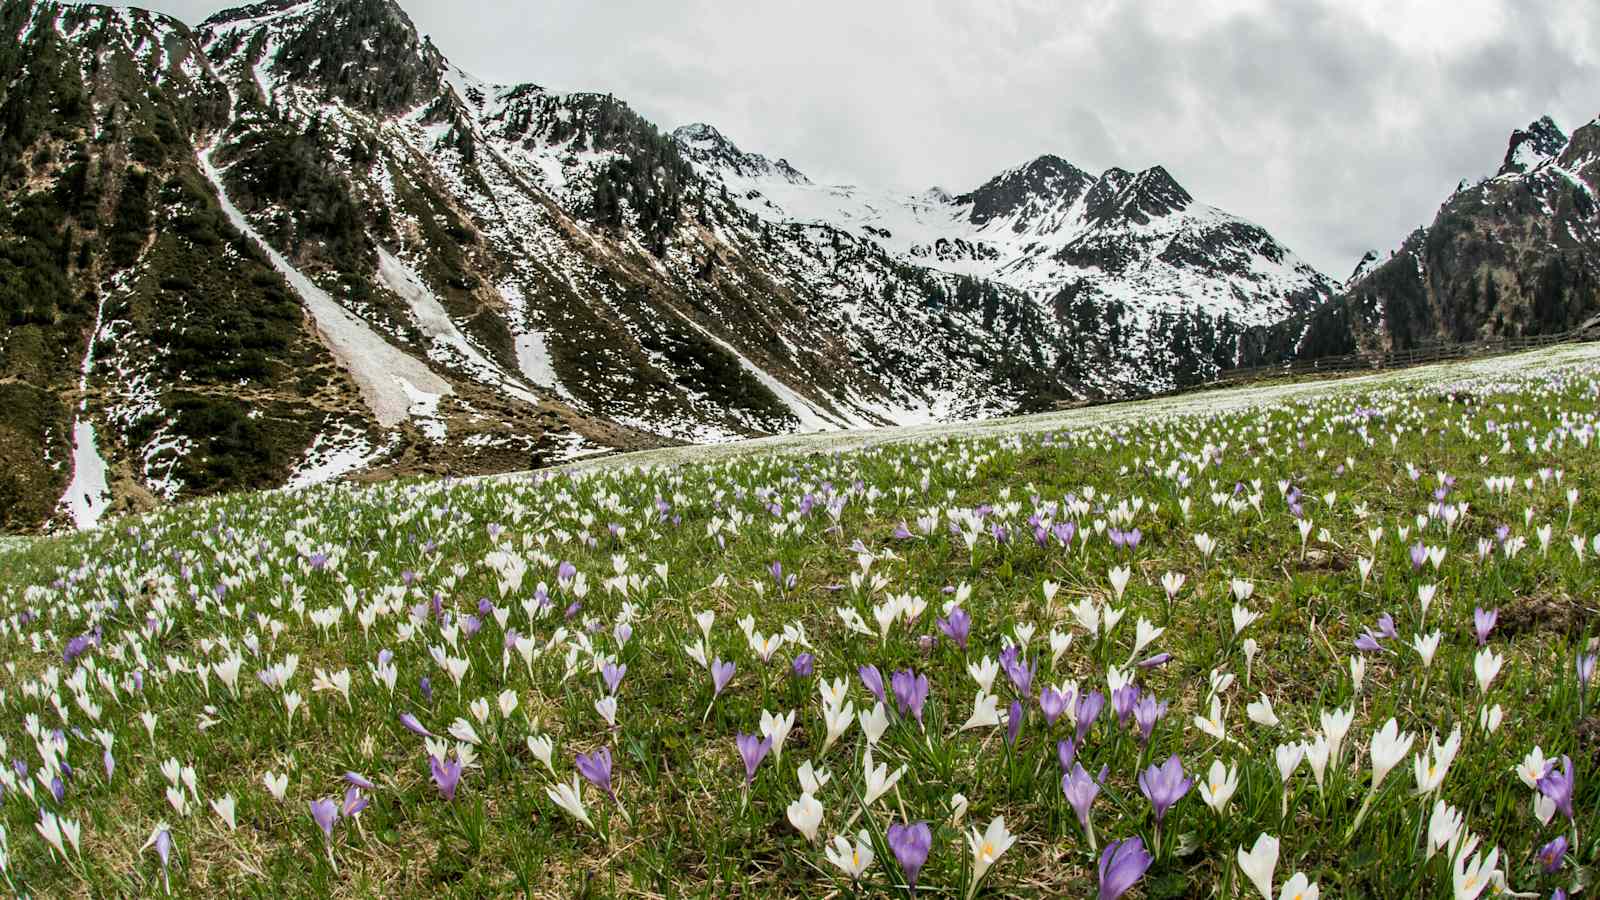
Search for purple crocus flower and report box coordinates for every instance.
[1354,630,1385,654]
[891,670,931,725]
[343,772,376,791]
[1138,754,1193,824]
[859,665,886,705]
[1474,608,1498,646]
[341,786,369,817]
[399,712,433,738]
[1056,738,1077,773]
[937,607,971,650]
[1039,687,1068,726]
[419,676,433,703]
[1062,762,1104,834]
[50,775,64,803]
[792,653,815,678]
[1053,521,1076,547]
[1098,836,1154,900]
[1136,653,1172,669]
[1539,834,1568,873]
[1005,656,1036,698]
[602,662,627,695]
[735,733,772,787]
[1537,755,1575,821]
[1007,700,1025,746]
[153,825,173,868]
[1410,542,1427,570]
[1112,684,1140,727]
[711,660,736,697]
[1581,653,1598,691]
[1075,691,1106,744]
[576,747,615,798]
[886,821,933,893]
[1375,613,1398,640]
[309,797,339,838]
[430,756,463,802]
[1133,695,1167,746]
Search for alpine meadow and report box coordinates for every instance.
[3,0,1600,897]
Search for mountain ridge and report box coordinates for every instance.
[1,0,1359,532]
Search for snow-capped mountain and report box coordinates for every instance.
[1259,115,1600,360]
[673,133,1332,327]
[0,0,1335,531]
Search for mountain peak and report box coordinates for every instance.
[672,123,809,184]
[1498,115,1567,176]
[1345,250,1382,287]
[956,154,1096,229]
[201,0,442,114]
[1082,164,1193,226]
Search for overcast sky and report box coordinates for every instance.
[126,0,1597,276]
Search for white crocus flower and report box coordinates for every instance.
[1236,832,1279,900]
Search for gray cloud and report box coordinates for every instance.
[111,0,1598,276]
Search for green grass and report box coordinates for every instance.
[1,355,1599,897]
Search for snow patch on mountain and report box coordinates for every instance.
[201,141,454,427]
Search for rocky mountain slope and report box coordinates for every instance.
[1255,115,1600,362]
[0,0,1335,531]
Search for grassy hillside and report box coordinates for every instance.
[1,347,1599,895]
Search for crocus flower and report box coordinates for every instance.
[1537,755,1575,821]
[343,772,376,791]
[859,665,886,704]
[545,774,594,830]
[825,830,875,879]
[1004,656,1036,698]
[886,821,932,894]
[711,660,736,697]
[1237,832,1278,900]
[787,792,823,842]
[1578,653,1596,692]
[1133,695,1167,746]
[735,733,772,788]
[966,816,1016,898]
[341,786,369,818]
[891,670,930,726]
[602,662,626,695]
[1097,836,1153,900]
[937,607,971,649]
[1375,613,1397,640]
[1109,684,1137,727]
[576,748,615,798]
[1063,762,1105,848]
[1006,700,1024,746]
[1057,738,1077,773]
[141,823,174,891]
[429,755,463,802]
[309,798,338,839]
[1538,835,1568,873]
[1473,608,1497,645]
[792,653,815,678]
[1075,690,1106,743]
[1139,755,1193,825]
[1039,687,1068,726]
